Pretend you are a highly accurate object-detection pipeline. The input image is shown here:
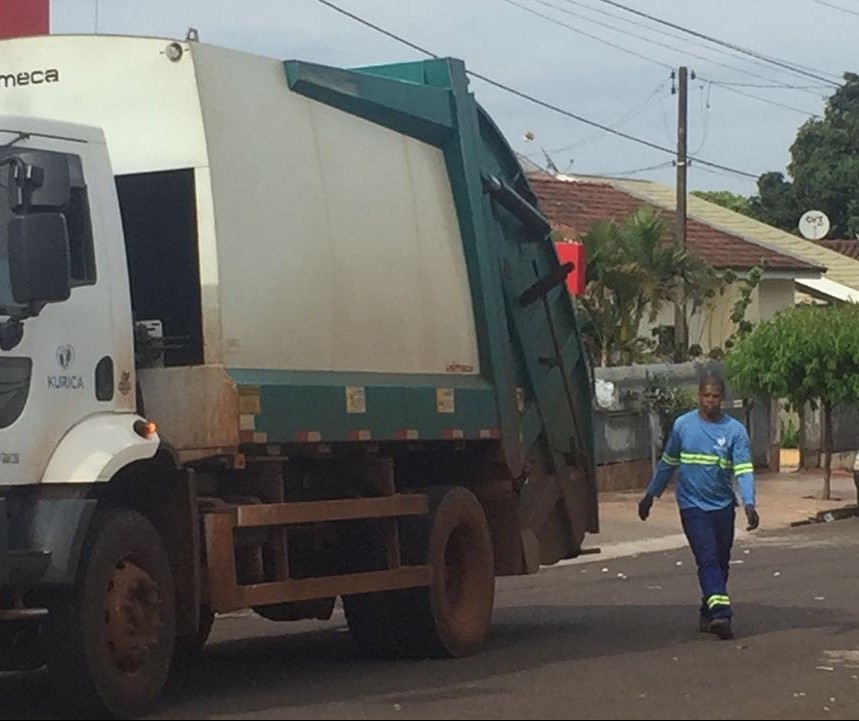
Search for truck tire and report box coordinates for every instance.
[44,509,176,719]
[342,590,407,658]
[398,485,495,658]
[173,605,214,662]
[342,516,410,659]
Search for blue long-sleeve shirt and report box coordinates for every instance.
[646,410,755,511]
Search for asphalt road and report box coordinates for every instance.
[3,518,857,720]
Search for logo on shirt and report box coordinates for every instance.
[715,436,726,449]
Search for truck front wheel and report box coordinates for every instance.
[44,509,176,719]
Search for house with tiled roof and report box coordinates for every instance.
[605,177,859,305]
[528,174,824,356]
[817,239,859,261]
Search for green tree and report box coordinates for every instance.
[748,172,803,233]
[691,190,753,217]
[575,216,650,367]
[726,303,859,499]
[749,73,859,237]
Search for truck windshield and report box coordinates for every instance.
[0,356,31,428]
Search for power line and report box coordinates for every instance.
[811,0,859,18]
[593,0,842,86]
[466,71,758,178]
[315,0,760,180]
[498,0,672,69]
[692,162,754,181]
[691,81,711,155]
[702,79,820,117]
[534,0,829,96]
[316,0,439,58]
[712,81,831,90]
[546,77,671,153]
[555,0,829,96]
[589,160,675,176]
[511,0,696,67]
[509,0,829,118]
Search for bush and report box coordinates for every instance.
[780,418,799,449]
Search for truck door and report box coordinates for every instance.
[0,133,126,486]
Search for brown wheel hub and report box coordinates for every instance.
[103,558,163,674]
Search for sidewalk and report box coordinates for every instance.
[581,465,859,559]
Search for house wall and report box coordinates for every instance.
[648,277,795,357]
[752,278,796,322]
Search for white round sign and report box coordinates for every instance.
[798,210,830,240]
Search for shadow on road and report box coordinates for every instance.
[1,600,854,720]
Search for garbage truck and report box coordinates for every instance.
[0,34,598,718]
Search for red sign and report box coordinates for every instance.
[0,0,49,39]
[554,242,586,296]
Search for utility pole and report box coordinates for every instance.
[674,66,688,363]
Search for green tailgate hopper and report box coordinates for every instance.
[278,57,598,541]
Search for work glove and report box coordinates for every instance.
[638,493,654,521]
[745,504,760,531]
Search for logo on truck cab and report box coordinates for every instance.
[57,345,74,370]
[0,68,59,88]
[48,344,84,391]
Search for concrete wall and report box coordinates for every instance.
[800,403,859,469]
[593,362,774,491]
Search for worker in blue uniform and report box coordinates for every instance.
[638,372,760,640]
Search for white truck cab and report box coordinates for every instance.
[0,119,158,489]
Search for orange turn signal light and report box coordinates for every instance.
[133,419,158,439]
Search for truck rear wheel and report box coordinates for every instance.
[342,590,407,658]
[44,509,175,719]
[343,486,495,660]
[399,485,495,658]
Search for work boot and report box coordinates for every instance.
[699,614,710,633]
[708,618,733,640]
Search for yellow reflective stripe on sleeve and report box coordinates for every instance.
[661,454,680,466]
[706,594,731,609]
[734,463,754,474]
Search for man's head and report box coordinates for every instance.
[698,373,725,421]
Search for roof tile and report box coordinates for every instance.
[529,176,820,273]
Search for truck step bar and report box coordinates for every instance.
[202,494,432,612]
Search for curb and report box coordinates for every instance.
[789,505,859,527]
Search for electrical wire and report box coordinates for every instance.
[557,0,836,95]
[523,0,827,95]
[593,0,841,85]
[588,160,675,176]
[505,0,830,118]
[316,0,761,180]
[546,77,670,153]
[811,0,859,18]
[701,78,819,116]
[498,0,672,69]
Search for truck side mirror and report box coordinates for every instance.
[9,213,71,304]
[8,151,71,211]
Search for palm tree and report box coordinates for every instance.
[575,209,717,366]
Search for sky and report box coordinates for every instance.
[49,0,857,197]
